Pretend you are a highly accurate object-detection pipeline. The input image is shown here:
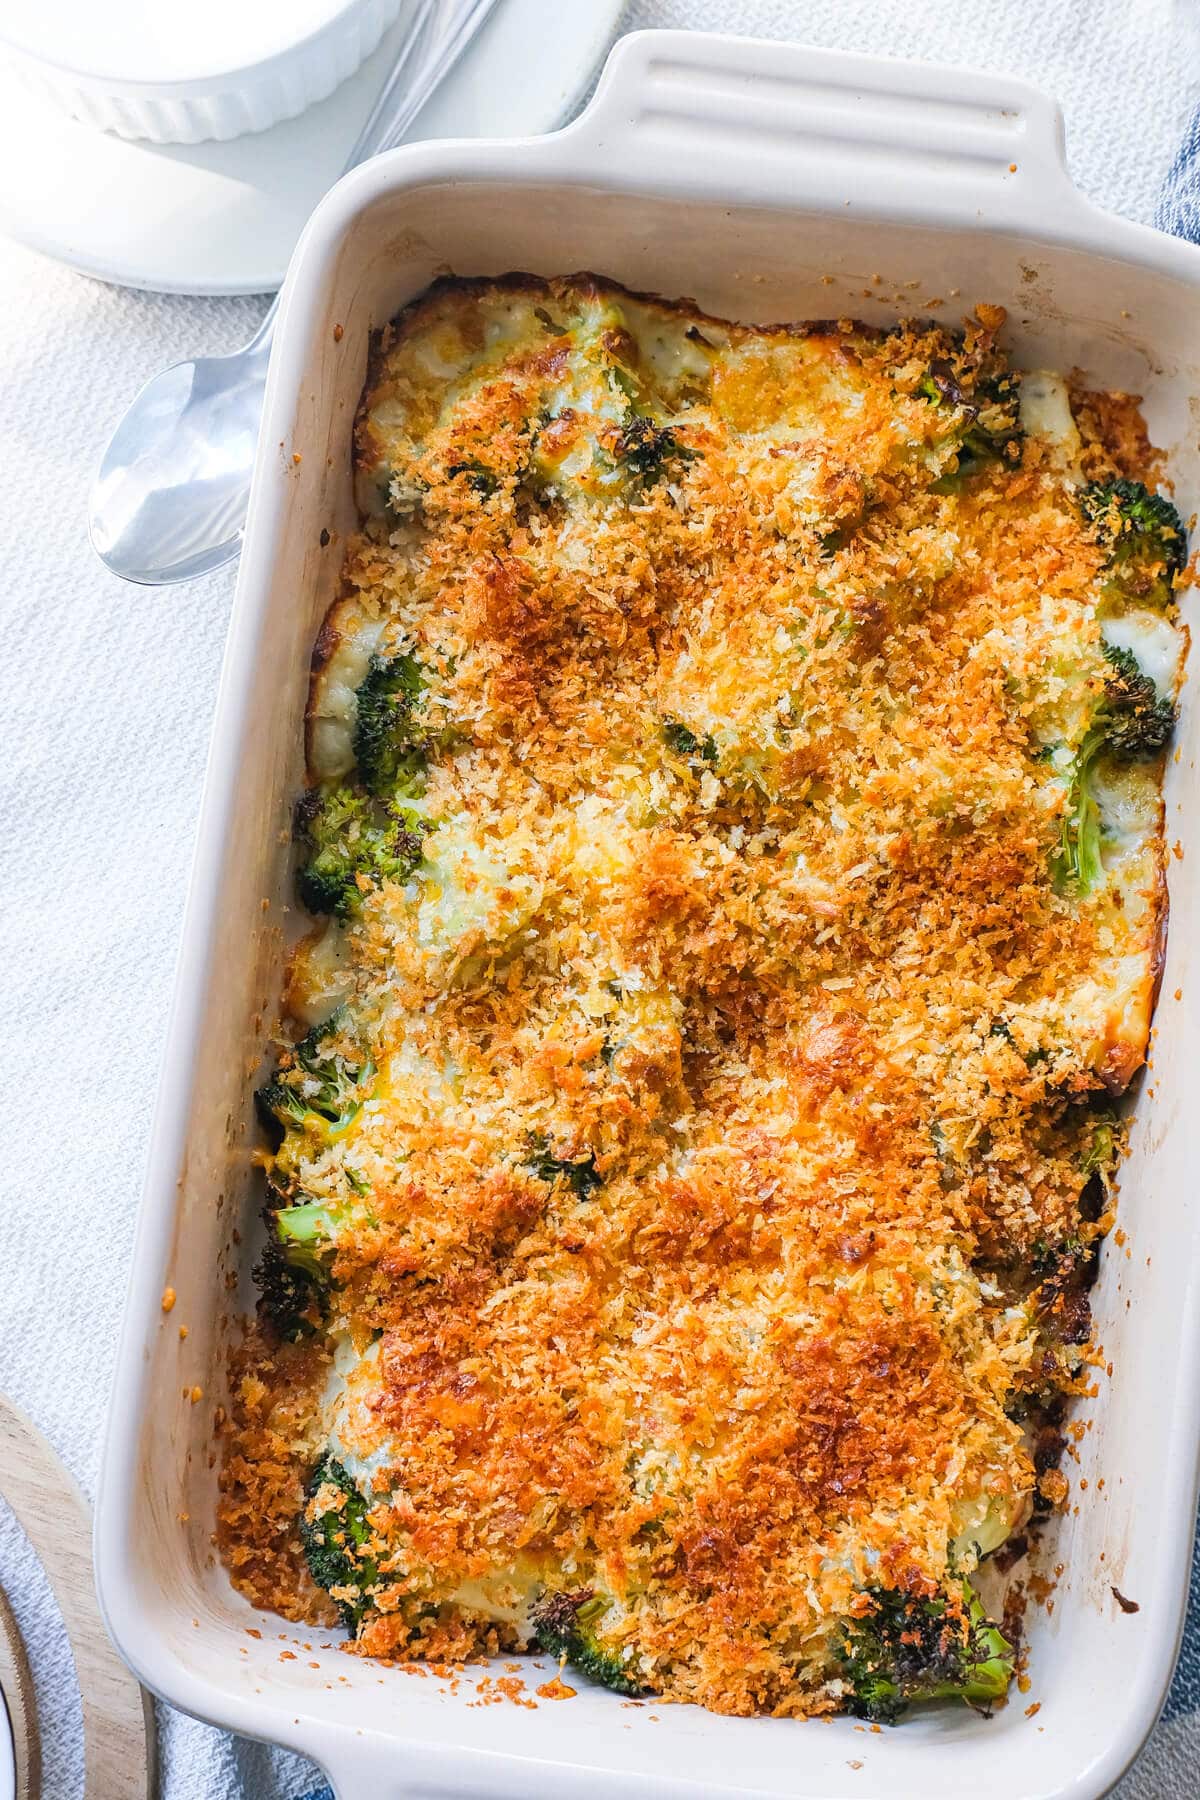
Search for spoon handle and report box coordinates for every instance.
[345,0,454,167]
[248,0,499,351]
[345,0,502,163]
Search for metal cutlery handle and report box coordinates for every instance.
[348,0,497,164]
[248,0,498,352]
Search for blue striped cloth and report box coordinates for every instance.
[1166,1528,1200,1719]
[1158,105,1200,243]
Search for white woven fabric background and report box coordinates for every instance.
[2,2,1200,1796]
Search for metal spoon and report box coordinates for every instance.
[89,0,500,586]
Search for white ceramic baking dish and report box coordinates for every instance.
[94,29,1200,1800]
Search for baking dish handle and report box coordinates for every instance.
[564,28,1082,229]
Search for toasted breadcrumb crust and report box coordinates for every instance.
[1068,381,1164,488]
[218,275,1179,1718]
[219,1332,337,1627]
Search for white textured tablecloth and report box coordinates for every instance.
[4,2,1200,1795]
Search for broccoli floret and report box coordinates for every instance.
[961,371,1022,463]
[614,415,695,486]
[257,1187,372,1331]
[528,1139,602,1198]
[531,1589,643,1695]
[1029,1232,1086,1281]
[297,650,431,916]
[256,1018,374,1304]
[300,1454,380,1631]
[1051,643,1176,895]
[1025,1236,1098,1389]
[837,1581,1013,1724]
[295,783,425,920]
[254,1231,325,1342]
[1029,1232,1096,1305]
[662,719,718,764]
[255,1009,375,1142]
[1081,1114,1119,1188]
[445,457,500,498]
[272,1195,358,1282]
[922,361,1022,485]
[352,652,427,797]
[1080,479,1187,607]
[1093,644,1175,756]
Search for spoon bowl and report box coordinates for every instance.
[90,339,272,584]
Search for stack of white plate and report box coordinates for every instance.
[0,0,625,293]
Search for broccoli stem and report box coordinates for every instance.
[1081,1114,1118,1188]
[1051,739,1105,896]
[531,1589,643,1695]
[1050,642,1175,896]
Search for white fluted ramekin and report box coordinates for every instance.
[0,0,405,144]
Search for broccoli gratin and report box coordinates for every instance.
[218,275,1188,1721]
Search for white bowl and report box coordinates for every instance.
[0,0,406,143]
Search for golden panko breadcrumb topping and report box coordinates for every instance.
[218,275,1185,1722]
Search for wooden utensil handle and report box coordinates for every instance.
[0,1577,40,1798]
[0,1394,154,1799]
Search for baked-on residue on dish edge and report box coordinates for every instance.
[218,275,1187,1721]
